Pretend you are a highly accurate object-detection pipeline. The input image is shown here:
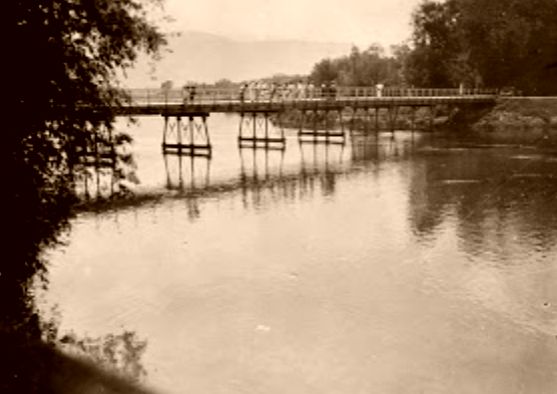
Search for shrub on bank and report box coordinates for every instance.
[472,98,557,130]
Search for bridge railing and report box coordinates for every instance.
[124,86,497,107]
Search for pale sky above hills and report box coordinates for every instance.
[124,0,422,86]
[160,0,420,48]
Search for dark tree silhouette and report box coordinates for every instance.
[3,1,165,392]
[406,0,557,93]
[309,44,408,87]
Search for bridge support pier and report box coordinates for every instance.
[162,113,212,157]
[365,107,384,132]
[238,111,286,150]
[387,106,399,132]
[298,109,345,145]
[348,107,376,135]
[409,107,417,132]
[347,105,445,134]
[424,105,444,130]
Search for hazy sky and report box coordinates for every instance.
[162,0,420,47]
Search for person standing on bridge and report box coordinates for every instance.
[269,82,278,102]
[239,83,248,103]
[278,83,286,101]
[286,82,294,100]
[308,81,315,99]
[303,80,311,99]
[254,81,260,102]
[329,81,337,100]
[248,81,256,102]
[182,85,190,105]
[376,83,384,97]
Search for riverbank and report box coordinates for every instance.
[464,97,557,130]
[275,97,557,132]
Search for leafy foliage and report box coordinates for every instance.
[59,330,148,382]
[309,44,409,86]
[5,0,164,289]
[4,1,164,390]
[406,0,557,93]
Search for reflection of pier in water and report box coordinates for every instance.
[299,140,345,197]
[236,143,347,210]
[239,145,285,209]
[163,151,211,219]
[349,131,418,165]
[76,166,115,200]
[73,121,141,200]
[179,143,349,214]
[75,148,138,201]
[163,152,211,191]
[158,144,349,215]
[78,122,436,219]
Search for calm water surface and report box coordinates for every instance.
[39,115,557,393]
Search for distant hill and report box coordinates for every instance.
[121,31,352,87]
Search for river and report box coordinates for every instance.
[37,114,557,393]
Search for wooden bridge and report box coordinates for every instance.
[114,86,496,156]
[119,86,496,114]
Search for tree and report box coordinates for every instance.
[213,78,235,88]
[309,44,408,87]
[458,0,557,93]
[4,1,165,391]
[390,44,412,86]
[161,79,173,103]
[405,0,462,87]
[405,0,557,93]
[310,58,339,85]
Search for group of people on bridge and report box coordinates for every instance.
[181,81,342,104]
[238,80,338,103]
[178,80,460,106]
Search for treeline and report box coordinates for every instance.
[310,44,409,87]
[310,0,557,95]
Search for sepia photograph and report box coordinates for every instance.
[4,0,557,393]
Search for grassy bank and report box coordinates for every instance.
[471,97,557,130]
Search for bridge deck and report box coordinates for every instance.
[116,94,496,116]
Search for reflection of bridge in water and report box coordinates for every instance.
[112,87,496,156]
[162,142,347,213]
[76,131,421,219]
